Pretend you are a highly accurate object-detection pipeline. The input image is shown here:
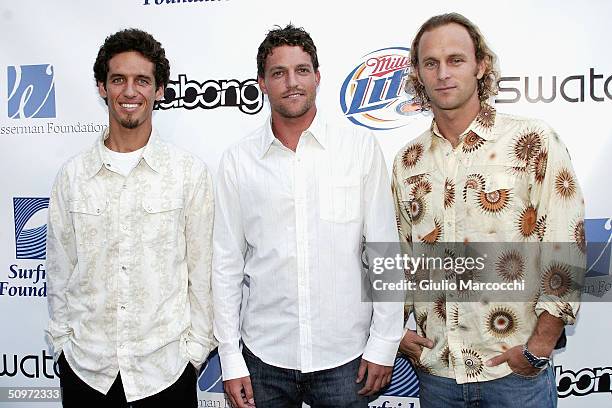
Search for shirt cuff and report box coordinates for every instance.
[45,322,71,358]
[535,298,579,325]
[219,351,250,381]
[362,334,401,367]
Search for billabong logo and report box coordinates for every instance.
[585,218,611,277]
[13,198,49,260]
[198,349,223,393]
[7,64,56,119]
[340,47,423,130]
[156,75,263,115]
[556,365,612,398]
[383,356,419,397]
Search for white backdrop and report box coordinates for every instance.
[1,0,611,407]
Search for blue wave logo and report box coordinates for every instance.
[382,356,419,397]
[198,348,223,393]
[586,218,612,277]
[340,47,423,131]
[7,64,56,119]
[13,197,49,260]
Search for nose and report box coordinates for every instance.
[285,71,298,88]
[437,63,450,81]
[123,79,137,98]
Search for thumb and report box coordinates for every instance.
[486,352,508,367]
[355,358,367,383]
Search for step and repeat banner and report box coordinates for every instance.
[1,1,611,407]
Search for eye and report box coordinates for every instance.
[423,60,437,69]
[451,57,464,65]
[271,71,283,78]
[137,78,151,85]
[111,77,124,84]
[297,67,310,74]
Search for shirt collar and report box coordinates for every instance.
[259,112,326,158]
[83,127,167,178]
[430,103,499,145]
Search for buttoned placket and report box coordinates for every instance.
[294,133,312,372]
[114,164,137,388]
[442,139,462,378]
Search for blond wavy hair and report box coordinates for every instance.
[407,13,500,110]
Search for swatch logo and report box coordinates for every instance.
[197,349,223,393]
[13,198,49,260]
[7,64,56,119]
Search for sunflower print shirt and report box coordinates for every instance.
[391,105,585,383]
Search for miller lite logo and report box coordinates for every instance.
[340,47,423,131]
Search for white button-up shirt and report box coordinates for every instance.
[213,114,403,381]
[46,129,216,402]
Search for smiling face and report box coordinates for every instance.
[98,51,163,130]
[416,23,485,115]
[258,45,320,120]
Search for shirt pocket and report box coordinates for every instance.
[69,198,109,247]
[466,166,524,238]
[319,176,361,223]
[141,198,184,245]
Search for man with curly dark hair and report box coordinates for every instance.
[213,24,403,408]
[46,29,215,407]
[392,13,584,408]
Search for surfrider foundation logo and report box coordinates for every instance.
[340,47,423,131]
[198,349,223,393]
[13,197,49,260]
[7,64,56,119]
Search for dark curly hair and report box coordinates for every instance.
[257,24,318,78]
[93,28,170,92]
[407,13,499,110]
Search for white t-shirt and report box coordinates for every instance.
[103,145,144,177]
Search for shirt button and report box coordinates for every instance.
[121,266,127,271]
[122,225,128,231]
[446,184,453,190]
[120,305,126,310]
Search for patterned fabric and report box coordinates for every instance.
[392,105,585,384]
[46,128,216,402]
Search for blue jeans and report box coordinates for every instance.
[242,346,369,408]
[417,365,557,408]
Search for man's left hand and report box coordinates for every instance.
[356,358,393,396]
[485,345,541,377]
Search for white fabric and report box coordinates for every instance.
[213,113,404,381]
[45,128,216,401]
[102,145,144,177]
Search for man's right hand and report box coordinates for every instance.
[223,376,256,408]
[398,329,434,364]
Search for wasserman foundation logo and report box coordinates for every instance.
[585,218,611,277]
[340,47,423,131]
[7,64,56,119]
[13,197,49,260]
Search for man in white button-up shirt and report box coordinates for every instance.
[213,24,403,408]
[46,29,215,407]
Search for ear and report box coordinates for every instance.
[476,59,486,80]
[258,76,268,95]
[97,81,107,99]
[315,70,321,87]
[155,85,164,101]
